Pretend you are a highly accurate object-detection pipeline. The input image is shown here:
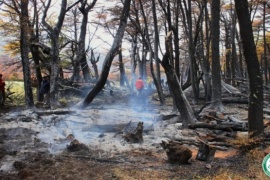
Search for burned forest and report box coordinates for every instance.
[0,0,270,179]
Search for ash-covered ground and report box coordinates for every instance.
[0,87,267,179]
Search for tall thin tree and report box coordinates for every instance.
[210,0,223,111]
[20,0,34,107]
[234,0,264,137]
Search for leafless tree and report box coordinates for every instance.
[234,0,264,137]
[77,0,131,108]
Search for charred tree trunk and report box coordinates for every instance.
[202,0,211,101]
[90,49,100,80]
[30,45,43,102]
[210,0,224,111]
[234,0,264,137]
[231,11,241,86]
[173,1,180,79]
[77,0,131,108]
[71,8,80,82]
[263,2,268,85]
[30,0,43,102]
[151,0,165,105]
[196,142,216,162]
[130,35,138,90]
[161,51,197,128]
[20,0,34,107]
[224,18,232,85]
[235,27,244,78]
[187,0,199,103]
[119,46,126,87]
[77,1,98,82]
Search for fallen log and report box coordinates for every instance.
[208,141,232,147]
[222,81,242,96]
[228,116,245,123]
[157,114,180,121]
[172,140,200,146]
[227,116,248,128]
[218,121,247,127]
[83,121,154,134]
[188,122,248,131]
[221,98,248,104]
[217,121,246,127]
[172,136,199,145]
[203,114,223,121]
[172,137,228,151]
[195,132,232,142]
[35,110,75,116]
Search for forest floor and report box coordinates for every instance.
[0,85,269,180]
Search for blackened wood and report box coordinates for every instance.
[188,122,248,131]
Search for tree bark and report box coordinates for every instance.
[210,0,223,111]
[76,0,98,82]
[151,0,165,105]
[187,0,199,103]
[90,49,100,80]
[161,52,197,128]
[202,0,211,101]
[30,0,43,102]
[188,122,248,132]
[20,0,34,107]
[263,2,268,85]
[119,46,126,87]
[234,0,264,137]
[223,16,232,85]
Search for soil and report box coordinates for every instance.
[0,87,269,180]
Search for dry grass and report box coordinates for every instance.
[228,135,264,152]
[112,168,171,180]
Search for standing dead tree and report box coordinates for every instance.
[77,0,132,109]
[234,0,264,137]
[75,0,98,82]
[90,49,100,80]
[42,0,81,109]
[161,31,197,128]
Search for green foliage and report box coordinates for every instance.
[5,81,25,106]
[60,59,72,69]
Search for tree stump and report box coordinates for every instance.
[67,139,89,152]
[160,140,192,164]
[196,142,216,162]
[123,122,144,143]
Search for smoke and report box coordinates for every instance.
[35,85,158,154]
